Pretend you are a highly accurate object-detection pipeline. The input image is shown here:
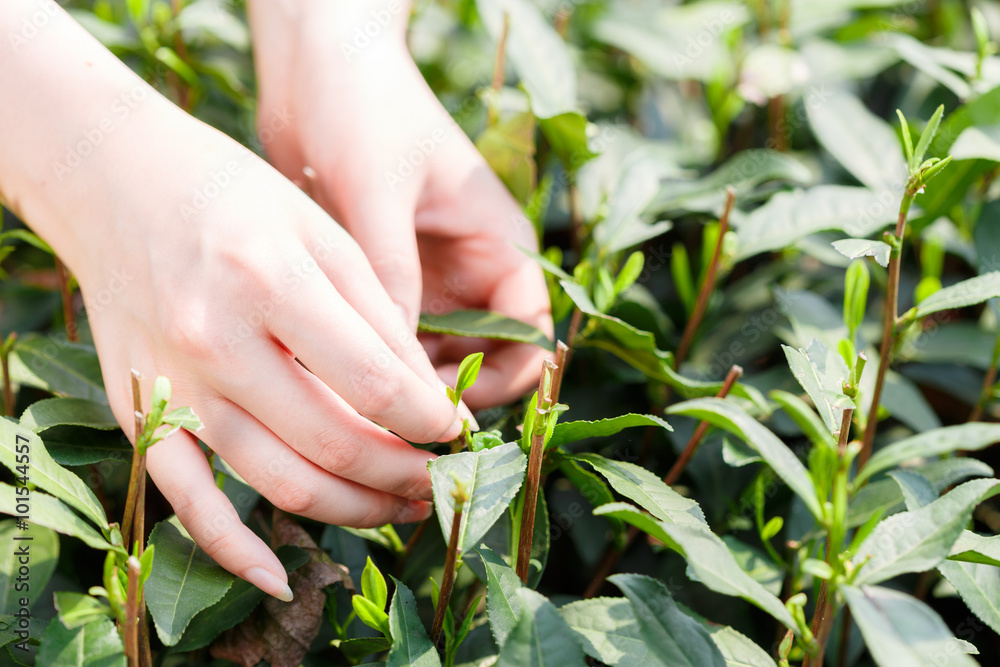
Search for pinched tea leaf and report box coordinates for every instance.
[595,503,795,629]
[912,272,1000,319]
[857,423,1000,486]
[477,545,522,647]
[949,531,1000,567]
[12,334,106,403]
[937,561,1000,634]
[0,482,115,553]
[548,414,672,449]
[146,516,235,646]
[843,585,978,667]
[0,419,108,530]
[36,617,125,667]
[386,578,440,667]
[19,397,118,432]
[496,589,584,665]
[573,454,705,526]
[609,574,725,667]
[854,478,1000,585]
[430,442,527,556]
[418,310,552,349]
[666,398,823,520]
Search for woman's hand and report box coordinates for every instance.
[249,0,553,408]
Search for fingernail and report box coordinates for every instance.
[395,303,416,331]
[443,416,464,441]
[244,567,294,602]
[401,500,434,523]
[458,400,480,431]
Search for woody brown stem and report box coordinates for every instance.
[517,359,557,582]
[431,499,464,643]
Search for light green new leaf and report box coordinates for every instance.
[54,593,113,630]
[0,521,58,614]
[854,478,1000,585]
[843,585,978,667]
[913,272,1000,319]
[418,310,552,349]
[573,454,705,526]
[0,419,108,530]
[832,238,892,267]
[19,398,118,432]
[361,556,388,611]
[610,574,725,667]
[548,414,672,449]
[497,589,584,666]
[0,483,115,553]
[477,545,522,647]
[11,334,107,403]
[938,561,1000,634]
[857,423,1000,486]
[430,443,527,556]
[701,623,778,667]
[666,398,823,520]
[145,516,235,646]
[949,531,1000,567]
[476,0,575,119]
[595,503,795,629]
[806,90,907,193]
[36,617,125,667]
[386,578,440,667]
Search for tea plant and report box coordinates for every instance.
[3,0,1000,666]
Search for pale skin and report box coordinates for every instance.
[0,0,550,601]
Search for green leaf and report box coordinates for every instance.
[430,442,527,556]
[857,423,1000,486]
[496,589,584,665]
[334,636,393,660]
[476,0,576,119]
[666,398,823,520]
[19,398,118,432]
[614,251,645,296]
[912,105,946,172]
[0,420,108,530]
[418,310,552,349]
[911,272,1000,319]
[36,617,125,667]
[595,503,796,629]
[539,112,598,168]
[161,406,202,431]
[573,454,705,526]
[701,623,778,667]
[0,483,115,553]
[476,112,537,204]
[769,390,836,449]
[145,515,235,646]
[806,90,907,192]
[477,545,522,648]
[609,574,726,667]
[843,584,978,667]
[11,334,106,403]
[0,521,59,614]
[354,594,391,637]
[834,239,890,268]
[386,578,440,667]
[897,109,915,168]
[360,557,389,616]
[949,532,1000,567]
[854,478,1000,585]
[937,561,1000,634]
[548,414,673,449]
[593,152,675,254]
[453,352,485,405]
[53,593,113,630]
[560,597,652,667]
[782,345,844,434]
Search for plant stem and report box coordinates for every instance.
[1,332,15,416]
[802,583,832,667]
[837,607,852,667]
[583,365,741,598]
[121,370,145,548]
[664,365,743,486]
[431,498,464,643]
[486,12,510,128]
[969,329,1000,422]
[859,194,913,470]
[124,557,141,667]
[675,186,736,369]
[54,257,78,342]
[517,359,557,583]
[550,341,570,405]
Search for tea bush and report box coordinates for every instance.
[2,0,1000,666]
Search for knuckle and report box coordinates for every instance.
[268,476,318,515]
[163,311,221,362]
[351,357,403,420]
[315,426,364,476]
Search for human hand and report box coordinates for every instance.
[0,3,465,600]
[249,0,553,409]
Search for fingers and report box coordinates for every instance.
[193,396,433,527]
[144,428,293,602]
[209,339,439,500]
[267,265,460,443]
